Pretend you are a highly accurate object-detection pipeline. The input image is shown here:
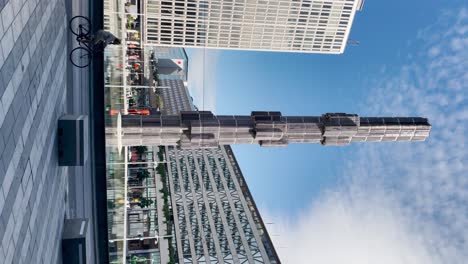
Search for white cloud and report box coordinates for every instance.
[265,8,468,264]
[188,49,221,112]
[264,185,435,264]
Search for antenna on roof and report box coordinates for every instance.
[347,39,360,46]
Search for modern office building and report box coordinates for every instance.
[147,47,192,115]
[145,0,365,54]
[153,47,189,81]
[104,145,282,264]
[165,146,280,264]
[158,74,195,115]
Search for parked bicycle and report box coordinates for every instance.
[69,16,93,68]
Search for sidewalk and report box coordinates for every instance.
[0,0,70,263]
[65,0,97,263]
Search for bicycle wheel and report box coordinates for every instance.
[70,47,92,68]
[69,16,91,36]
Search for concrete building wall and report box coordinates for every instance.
[0,0,69,263]
[145,0,362,54]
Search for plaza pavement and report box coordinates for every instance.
[0,0,97,263]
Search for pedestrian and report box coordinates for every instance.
[93,30,121,50]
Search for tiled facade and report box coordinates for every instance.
[145,0,363,54]
[165,146,280,264]
[159,74,194,115]
[0,0,68,263]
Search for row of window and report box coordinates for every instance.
[153,8,353,18]
[151,1,355,12]
[151,34,346,44]
[149,36,344,50]
[202,41,342,51]
[148,11,353,25]
[150,26,347,36]
[149,19,350,29]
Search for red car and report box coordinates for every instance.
[108,109,150,116]
[128,109,150,115]
[109,109,119,116]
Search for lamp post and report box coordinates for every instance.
[109,230,173,244]
[105,84,171,89]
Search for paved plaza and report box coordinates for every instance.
[0,0,95,263]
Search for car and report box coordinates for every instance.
[109,109,119,115]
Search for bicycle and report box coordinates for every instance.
[69,16,96,68]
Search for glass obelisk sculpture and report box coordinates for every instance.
[106,111,431,148]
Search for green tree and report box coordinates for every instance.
[136,169,150,181]
[157,163,166,176]
[156,96,164,109]
[138,197,154,208]
[135,146,147,155]
[107,200,115,209]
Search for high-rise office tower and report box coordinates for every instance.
[145,0,365,54]
[165,146,280,263]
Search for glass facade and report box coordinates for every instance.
[104,1,174,263]
[106,147,163,264]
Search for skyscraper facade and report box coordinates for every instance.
[145,0,364,54]
[164,145,280,264]
[158,74,194,115]
[105,145,281,264]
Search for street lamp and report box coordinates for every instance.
[109,230,173,244]
[105,84,171,89]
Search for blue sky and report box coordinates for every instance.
[188,1,467,263]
